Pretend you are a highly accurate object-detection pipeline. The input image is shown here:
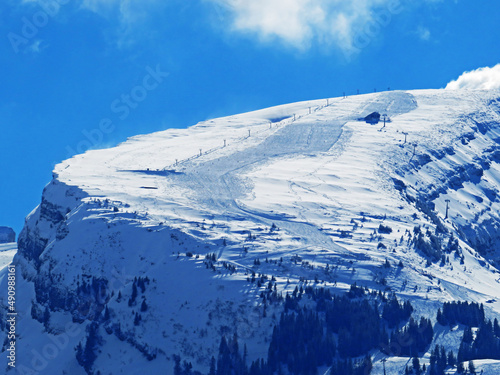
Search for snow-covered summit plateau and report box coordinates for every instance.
[3,89,500,374]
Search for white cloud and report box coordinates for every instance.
[210,0,409,54]
[417,26,431,41]
[446,64,500,90]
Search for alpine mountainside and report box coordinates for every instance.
[2,89,500,374]
[0,227,15,244]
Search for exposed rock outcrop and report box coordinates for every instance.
[0,227,15,243]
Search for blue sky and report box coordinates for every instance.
[0,0,499,236]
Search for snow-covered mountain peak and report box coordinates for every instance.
[3,88,500,374]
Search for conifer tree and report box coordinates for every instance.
[209,356,216,375]
[412,357,420,375]
[468,360,476,374]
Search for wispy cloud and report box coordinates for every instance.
[77,0,167,49]
[417,26,431,41]
[211,0,326,50]
[18,0,154,24]
[80,0,161,25]
[12,0,166,52]
[27,39,46,54]
[15,0,440,58]
[446,64,500,90]
[209,0,428,54]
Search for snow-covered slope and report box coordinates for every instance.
[0,243,16,271]
[2,89,500,374]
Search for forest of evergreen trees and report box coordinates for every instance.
[68,279,500,375]
[388,316,434,357]
[172,289,500,375]
[172,284,429,375]
[437,301,485,327]
[458,319,500,363]
[436,301,500,374]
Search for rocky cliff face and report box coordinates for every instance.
[0,226,15,243]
